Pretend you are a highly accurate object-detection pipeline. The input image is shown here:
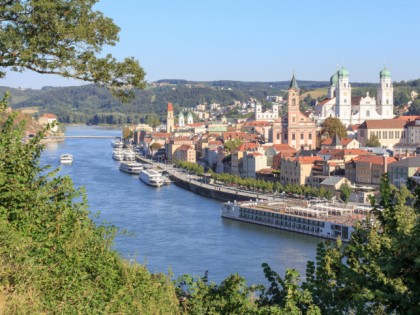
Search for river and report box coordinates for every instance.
[41,126,320,285]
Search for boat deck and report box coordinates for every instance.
[233,198,370,226]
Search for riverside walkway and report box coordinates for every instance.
[136,156,275,202]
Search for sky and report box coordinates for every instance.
[2,0,420,89]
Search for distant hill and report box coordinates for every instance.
[0,78,418,124]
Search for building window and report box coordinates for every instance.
[276,133,280,140]
[383,131,387,139]
[292,99,296,106]
[390,131,394,138]
[396,130,400,138]
[366,110,370,117]
[300,133,304,140]
[292,134,295,140]
[309,133,312,140]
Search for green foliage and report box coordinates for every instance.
[0,97,179,313]
[320,117,347,139]
[224,138,242,154]
[0,0,145,96]
[175,160,204,175]
[366,134,382,147]
[408,98,420,115]
[339,181,353,203]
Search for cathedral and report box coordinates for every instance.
[314,67,394,126]
[271,75,317,150]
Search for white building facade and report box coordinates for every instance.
[315,67,394,126]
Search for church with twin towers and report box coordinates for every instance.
[314,67,395,126]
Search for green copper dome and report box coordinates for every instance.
[380,67,391,78]
[338,67,349,77]
[330,71,339,86]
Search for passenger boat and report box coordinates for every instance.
[139,169,164,187]
[162,175,172,185]
[112,149,124,161]
[123,150,136,161]
[60,154,73,164]
[119,162,144,174]
[111,138,124,149]
[221,198,371,242]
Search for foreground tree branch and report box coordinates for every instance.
[0,0,146,97]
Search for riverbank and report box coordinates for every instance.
[136,156,278,202]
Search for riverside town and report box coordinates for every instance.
[2,1,420,313]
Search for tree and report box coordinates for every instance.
[339,180,353,203]
[122,126,133,139]
[149,142,162,155]
[223,138,242,154]
[0,0,145,99]
[146,113,161,127]
[320,117,347,139]
[408,98,420,115]
[365,134,381,147]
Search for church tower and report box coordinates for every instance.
[187,111,194,125]
[286,74,317,150]
[328,70,338,98]
[335,67,352,126]
[287,74,300,126]
[178,111,185,127]
[166,102,174,133]
[377,67,394,119]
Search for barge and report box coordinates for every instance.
[221,198,371,242]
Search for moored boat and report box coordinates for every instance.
[60,154,73,164]
[139,169,164,187]
[221,198,371,242]
[111,138,124,149]
[119,162,144,174]
[112,149,124,161]
[123,150,136,161]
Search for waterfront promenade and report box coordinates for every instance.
[136,156,275,202]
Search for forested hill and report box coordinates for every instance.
[1,78,419,125]
[0,80,328,124]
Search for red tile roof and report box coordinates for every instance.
[340,138,354,145]
[351,96,363,105]
[237,143,259,151]
[347,155,397,165]
[256,168,275,174]
[286,156,322,164]
[272,144,296,152]
[177,144,194,151]
[41,113,57,118]
[318,98,334,105]
[243,121,271,127]
[359,119,406,129]
[343,149,371,155]
[151,132,171,139]
[395,115,420,122]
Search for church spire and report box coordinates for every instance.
[289,73,299,90]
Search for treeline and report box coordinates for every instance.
[175,161,335,199]
[2,77,420,125]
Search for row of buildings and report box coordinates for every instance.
[130,72,420,202]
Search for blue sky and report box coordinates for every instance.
[2,0,420,89]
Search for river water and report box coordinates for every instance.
[41,126,320,285]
